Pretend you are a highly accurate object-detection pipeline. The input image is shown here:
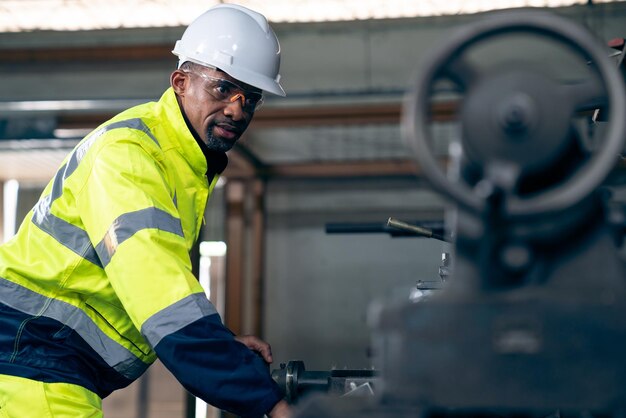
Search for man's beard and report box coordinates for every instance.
[204,124,236,152]
[204,132,232,152]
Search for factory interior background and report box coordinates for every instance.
[1,1,626,417]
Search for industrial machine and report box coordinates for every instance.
[276,9,626,417]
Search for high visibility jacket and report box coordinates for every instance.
[0,88,282,418]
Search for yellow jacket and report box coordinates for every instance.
[0,88,281,417]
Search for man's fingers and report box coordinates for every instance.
[236,335,274,363]
[255,340,273,363]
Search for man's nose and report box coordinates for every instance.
[224,95,245,120]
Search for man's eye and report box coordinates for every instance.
[215,82,232,96]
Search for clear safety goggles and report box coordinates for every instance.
[191,72,264,112]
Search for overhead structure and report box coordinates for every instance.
[0,0,621,31]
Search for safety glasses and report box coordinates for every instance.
[191,72,264,112]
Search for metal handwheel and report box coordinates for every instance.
[402,10,626,218]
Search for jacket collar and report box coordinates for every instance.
[157,87,228,179]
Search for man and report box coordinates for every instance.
[0,4,291,418]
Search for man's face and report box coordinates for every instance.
[172,66,261,152]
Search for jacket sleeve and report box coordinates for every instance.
[75,132,283,417]
[154,314,284,418]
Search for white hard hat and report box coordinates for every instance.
[172,4,285,97]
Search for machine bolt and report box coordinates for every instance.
[498,93,535,135]
[500,243,532,273]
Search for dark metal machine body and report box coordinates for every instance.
[272,361,377,403]
[287,9,626,418]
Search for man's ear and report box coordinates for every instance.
[171,70,189,96]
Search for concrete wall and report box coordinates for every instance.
[263,177,449,369]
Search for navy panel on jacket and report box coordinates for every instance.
[154,313,283,418]
[0,301,135,397]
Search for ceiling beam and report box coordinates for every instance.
[55,101,457,131]
[223,158,442,180]
[224,157,626,181]
[0,44,173,64]
[259,159,419,178]
[251,101,458,127]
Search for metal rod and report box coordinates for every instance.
[387,217,433,238]
[387,217,450,242]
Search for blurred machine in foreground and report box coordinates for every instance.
[283,9,626,418]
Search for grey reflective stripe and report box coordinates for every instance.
[95,207,184,268]
[0,277,149,380]
[141,293,218,348]
[31,118,160,267]
[32,203,102,266]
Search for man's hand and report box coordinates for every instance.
[267,400,292,418]
[236,335,291,417]
[235,335,274,364]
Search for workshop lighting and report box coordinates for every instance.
[199,241,227,258]
[195,397,208,418]
[197,240,227,418]
[0,0,620,32]
[2,179,19,243]
[198,240,227,307]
